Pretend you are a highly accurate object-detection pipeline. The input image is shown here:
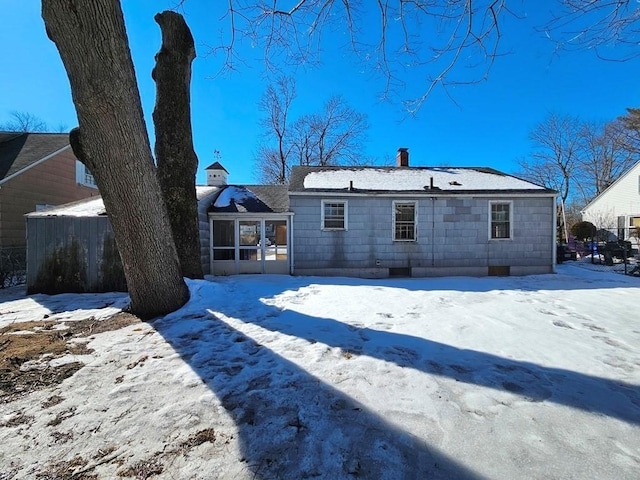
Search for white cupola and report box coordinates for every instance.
[204,161,228,186]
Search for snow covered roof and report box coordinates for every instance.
[289,166,553,194]
[209,185,289,213]
[26,186,220,218]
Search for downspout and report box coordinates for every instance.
[552,198,557,273]
[209,215,214,275]
[431,197,435,267]
[260,219,266,274]
[289,213,294,275]
[234,220,240,274]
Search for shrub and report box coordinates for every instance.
[570,221,597,241]
[32,240,87,294]
[99,234,127,292]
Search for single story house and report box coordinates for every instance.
[581,160,640,243]
[287,149,557,277]
[26,150,557,292]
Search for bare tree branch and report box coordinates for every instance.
[213,2,638,110]
[544,1,640,61]
[216,1,516,110]
[518,112,640,207]
[255,78,368,183]
[0,111,50,132]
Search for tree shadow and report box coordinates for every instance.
[153,305,484,479]
[206,276,640,427]
[20,271,640,477]
[149,275,640,477]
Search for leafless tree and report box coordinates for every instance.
[518,113,583,205]
[256,77,296,184]
[256,80,368,184]
[1,111,49,132]
[519,112,640,207]
[256,145,291,184]
[293,96,369,167]
[574,119,638,201]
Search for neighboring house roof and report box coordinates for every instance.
[0,132,71,185]
[204,161,228,172]
[209,185,290,213]
[27,186,220,218]
[289,166,555,195]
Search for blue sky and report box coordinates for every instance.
[2,2,639,185]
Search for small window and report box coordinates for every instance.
[490,201,512,239]
[322,201,347,230]
[394,201,416,241]
[76,160,97,188]
[35,204,55,212]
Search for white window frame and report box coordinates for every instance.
[488,200,513,240]
[76,160,97,189]
[321,200,348,230]
[393,201,417,242]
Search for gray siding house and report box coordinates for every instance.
[26,151,557,293]
[288,149,557,277]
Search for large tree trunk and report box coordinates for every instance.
[153,11,203,279]
[42,0,189,319]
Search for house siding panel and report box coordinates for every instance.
[291,195,554,277]
[0,149,98,248]
[582,162,640,240]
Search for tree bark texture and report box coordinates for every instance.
[42,0,189,319]
[152,11,203,279]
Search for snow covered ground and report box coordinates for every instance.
[1,265,639,479]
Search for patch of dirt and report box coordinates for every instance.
[0,410,34,428]
[35,455,96,480]
[181,428,217,449]
[0,313,140,404]
[118,455,164,479]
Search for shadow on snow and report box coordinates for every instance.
[22,270,639,478]
[148,275,639,478]
[153,308,482,479]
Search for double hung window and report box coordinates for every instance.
[490,202,512,239]
[393,202,417,241]
[322,201,347,230]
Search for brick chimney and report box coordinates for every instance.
[397,148,409,167]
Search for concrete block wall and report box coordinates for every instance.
[290,194,554,277]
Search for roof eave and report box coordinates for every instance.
[0,144,72,186]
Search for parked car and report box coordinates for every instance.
[556,244,577,263]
